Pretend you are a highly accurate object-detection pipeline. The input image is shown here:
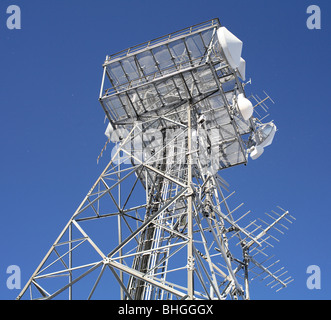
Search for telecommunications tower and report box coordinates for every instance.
[18,18,294,300]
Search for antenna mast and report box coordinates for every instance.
[17,18,294,300]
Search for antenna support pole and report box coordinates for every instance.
[187,100,194,300]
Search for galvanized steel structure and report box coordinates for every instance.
[17,19,294,300]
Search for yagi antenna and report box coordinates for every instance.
[243,78,252,87]
[252,91,275,112]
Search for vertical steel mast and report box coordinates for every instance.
[17,19,294,300]
[186,100,194,300]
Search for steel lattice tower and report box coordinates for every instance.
[17,19,294,300]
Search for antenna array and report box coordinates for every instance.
[17,18,294,300]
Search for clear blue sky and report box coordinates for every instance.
[0,0,330,300]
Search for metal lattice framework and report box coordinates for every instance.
[17,18,294,300]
